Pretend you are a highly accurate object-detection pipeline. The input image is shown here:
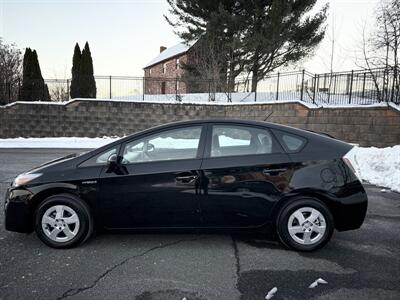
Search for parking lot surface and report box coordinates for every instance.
[0,149,399,300]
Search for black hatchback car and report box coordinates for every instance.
[4,119,368,251]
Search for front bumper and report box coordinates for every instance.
[4,186,34,233]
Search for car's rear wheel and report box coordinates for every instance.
[276,198,334,251]
[35,194,93,248]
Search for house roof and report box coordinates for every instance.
[144,42,192,69]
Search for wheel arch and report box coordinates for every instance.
[271,190,338,229]
[29,185,93,229]
[33,190,95,248]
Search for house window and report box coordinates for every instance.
[161,82,166,94]
[176,58,180,70]
[149,69,152,75]
[163,63,167,74]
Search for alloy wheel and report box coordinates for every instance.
[41,205,80,243]
[287,207,326,245]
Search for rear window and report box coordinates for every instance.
[272,130,307,153]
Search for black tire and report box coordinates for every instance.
[34,194,93,249]
[276,198,334,251]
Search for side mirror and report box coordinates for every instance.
[106,153,119,173]
[107,153,118,165]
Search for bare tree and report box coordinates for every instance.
[377,0,400,102]
[357,0,400,102]
[326,15,336,102]
[359,23,383,101]
[0,38,22,105]
[182,34,228,101]
[49,80,69,102]
[48,69,69,102]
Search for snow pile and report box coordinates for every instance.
[308,278,328,289]
[265,287,278,299]
[346,145,400,192]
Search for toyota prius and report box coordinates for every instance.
[4,119,368,251]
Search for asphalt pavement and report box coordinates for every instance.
[0,149,399,300]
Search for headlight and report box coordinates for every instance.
[13,173,42,187]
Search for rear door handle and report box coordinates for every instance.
[262,168,287,175]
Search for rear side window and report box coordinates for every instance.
[210,125,282,157]
[273,130,307,153]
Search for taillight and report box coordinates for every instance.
[342,157,356,174]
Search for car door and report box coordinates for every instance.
[198,123,293,228]
[99,125,206,229]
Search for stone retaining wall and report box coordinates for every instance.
[1,100,399,147]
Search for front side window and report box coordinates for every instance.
[122,126,202,164]
[210,125,280,157]
[80,147,118,167]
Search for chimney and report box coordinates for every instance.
[160,46,167,53]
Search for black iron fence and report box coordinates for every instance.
[1,68,399,105]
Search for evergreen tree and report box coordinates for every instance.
[242,0,328,92]
[166,0,246,90]
[79,42,96,98]
[166,0,328,92]
[70,43,81,99]
[19,48,49,101]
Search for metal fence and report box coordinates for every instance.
[1,68,399,105]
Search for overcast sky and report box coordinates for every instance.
[0,0,381,78]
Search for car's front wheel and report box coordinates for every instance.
[35,194,93,248]
[276,198,334,251]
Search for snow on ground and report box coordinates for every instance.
[0,137,118,149]
[112,91,372,105]
[345,145,400,193]
[110,91,399,108]
[0,136,246,149]
[0,137,398,192]
[3,97,399,112]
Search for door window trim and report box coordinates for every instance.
[118,124,208,166]
[203,123,284,159]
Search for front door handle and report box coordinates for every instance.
[262,168,287,175]
[175,175,198,184]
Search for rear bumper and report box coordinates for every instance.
[4,187,34,233]
[333,182,368,231]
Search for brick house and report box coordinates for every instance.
[143,43,192,95]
